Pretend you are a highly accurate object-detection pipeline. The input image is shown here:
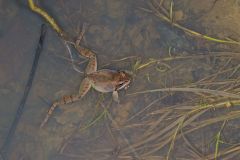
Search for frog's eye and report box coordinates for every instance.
[120,72,126,77]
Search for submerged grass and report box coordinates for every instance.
[139,0,240,45]
[127,87,240,99]
[27,0,240,159]
[118,49,240,158]
[166,116,183,160]
[214,121,226,160]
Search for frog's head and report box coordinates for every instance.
[116,70,132,91]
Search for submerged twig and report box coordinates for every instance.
[28,0,66,39]
[0,24,47,159]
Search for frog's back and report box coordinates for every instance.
[86,69,118,93]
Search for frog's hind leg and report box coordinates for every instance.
[85,52,97,74]
[75,24,97,74]
[78,77,91,96]
[40,78,91,128]
[75,45,97,74]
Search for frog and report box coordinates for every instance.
[40,32,132,128]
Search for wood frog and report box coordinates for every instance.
[40,34,132,128]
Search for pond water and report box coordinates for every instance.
[1,0,240,159]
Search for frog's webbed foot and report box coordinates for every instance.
[40,78,91,128]
[112,91,120,103]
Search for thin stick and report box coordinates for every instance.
[0,24,47,159]
[28,0,66,39]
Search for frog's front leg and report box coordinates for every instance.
[112,91,119,103]
[40,78,91,128]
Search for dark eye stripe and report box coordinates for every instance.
[117,80,130,90]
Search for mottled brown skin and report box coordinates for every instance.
[87,69,131,92]
[40,35,131,128]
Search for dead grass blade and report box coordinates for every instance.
[128,87,240,99]
[144,0,240,45]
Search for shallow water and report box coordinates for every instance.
[1,0,240,159]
